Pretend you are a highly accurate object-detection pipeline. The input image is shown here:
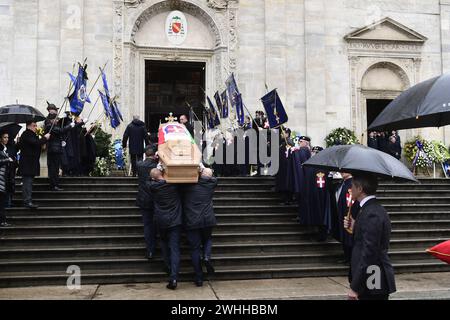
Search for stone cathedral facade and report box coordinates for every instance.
[1,0,450,146]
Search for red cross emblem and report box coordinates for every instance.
[316,173,326,189]
[346,189,354,207]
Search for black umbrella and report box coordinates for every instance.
[303,144,418,182]
[368,73,450,131]
[0,122,22,140]
[0,104,46,123]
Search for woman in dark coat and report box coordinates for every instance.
[0,132,15,227]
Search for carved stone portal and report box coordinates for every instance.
[113,0,237,128]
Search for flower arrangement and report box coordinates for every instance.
[91,126,114,177]
[325,128,359,147]
[404,136,450,169]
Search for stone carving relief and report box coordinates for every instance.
[207,0,229,10]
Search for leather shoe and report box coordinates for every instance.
[195,280,203,287]
[24,203,38,209]
[52,186,64,191]
[166,280,177,290]
[146,252,153,260]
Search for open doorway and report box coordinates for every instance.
[145,60,206,140]
[366,99,392,129]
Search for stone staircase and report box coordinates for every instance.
[0,177,448,288]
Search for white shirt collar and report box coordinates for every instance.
[360,195,376,208]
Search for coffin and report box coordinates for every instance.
[157,121,202,183]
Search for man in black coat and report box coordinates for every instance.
[367,131,378,149]
[344,173,396,300]
[18,121,50,209]
[136,146,158,260]
[181,168,218,287]
[45,114,77,191]
[387,135,402,160]
[122,115,149,177]
[148,168,182,290]
[180,114,194,138]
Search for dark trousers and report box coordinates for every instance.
[159,226,181,282]
[47,153,61,188]
[186,229,204,282]
[201,227,213,261]
[130,154,143,176]
[359,294,389,300]
[0,192,6,223]
[22,175,34,205]
[140,208,156,255]
[343,244,353,262]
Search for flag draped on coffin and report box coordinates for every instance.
[68,63,91,115]
[261,89,288,128]
[226,73,245,126]
[220,90,229,118]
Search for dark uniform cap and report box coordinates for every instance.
[299,136,311,142]
[312,146,324,153]
[46,101,59,111]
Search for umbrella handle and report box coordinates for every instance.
[345,203,354,235]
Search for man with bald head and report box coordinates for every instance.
[181,167,218,287]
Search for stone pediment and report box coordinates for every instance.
[345,17,427,43]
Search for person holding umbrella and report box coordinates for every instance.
[17,121,50,209]
[304,144,417,300]
[344,173,396,300]
[0,131,15,227]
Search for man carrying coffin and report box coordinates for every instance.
[181,168,218,287]
[148,168,182,290]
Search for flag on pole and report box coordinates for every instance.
[225,73,240,111]
[207,96,221,128]
[220,90,229,118]
[68,63,91,115]
[261,89,288,128]
[214,91,222,117]
[235,93,245,126]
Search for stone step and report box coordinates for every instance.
[6,205,299,215]
[7,212,298,225]
[0,249,437,274]
[0,238,441,260]
[13,198,284,207]
[0,259,447,288]
[12,190,282,200]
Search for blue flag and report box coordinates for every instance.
[98,90,111,119]
[111,100,123,122]
[100,68,110,98]
[214,92,222,118]
[225,73,240,111]
[207,96,221,127]
[235,93,245,126]
[109,101,121,129]
[261,89,288,128]
[220,90,229,118]
[68,64,91,115]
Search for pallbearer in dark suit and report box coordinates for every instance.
[136,146,158,260]
[181,168,218,287]
[148,169,182,290]
[344,173,396,300]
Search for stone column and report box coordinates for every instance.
[304,0,327,145]
[441,0,450,145]
[59,0,85,105]
[12,0,38,106]
[0,2,14,106]
[36,0,61,109]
